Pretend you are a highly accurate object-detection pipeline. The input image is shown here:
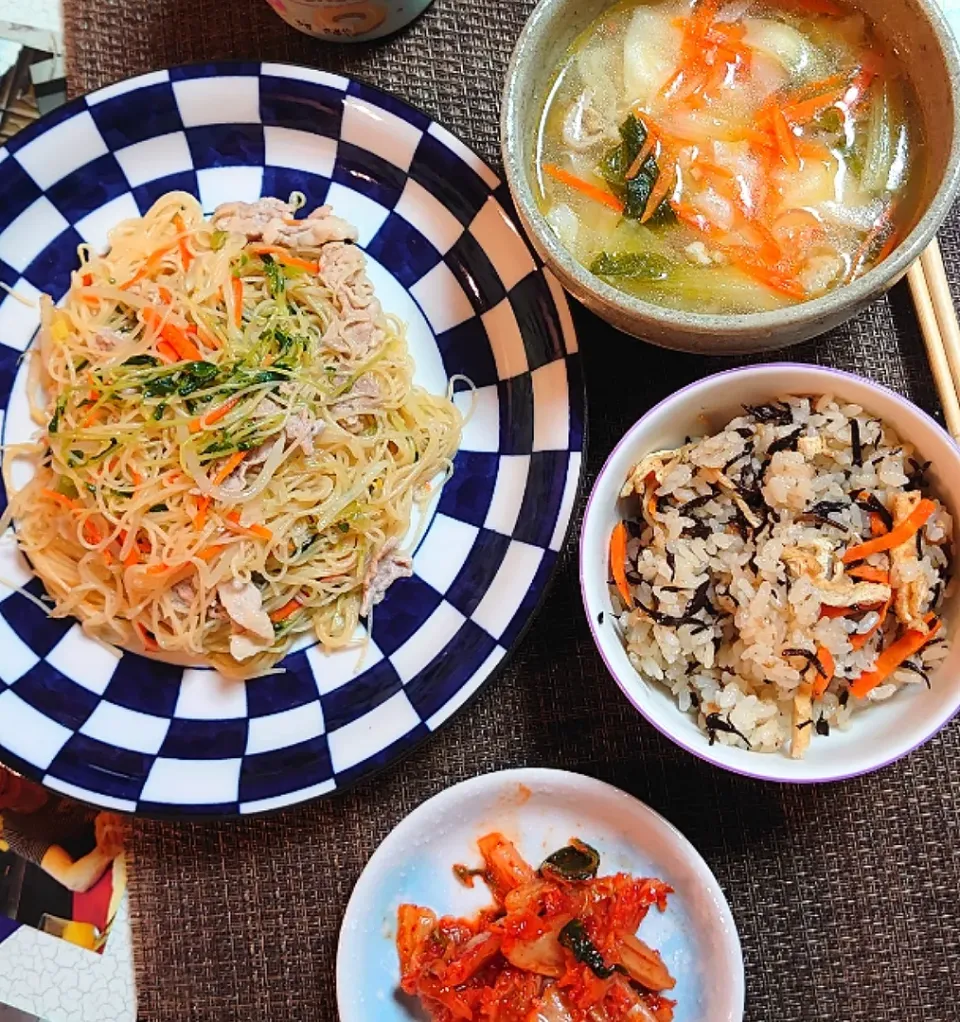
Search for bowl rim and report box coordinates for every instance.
[579,363,960,783]
[501,0,960,340]
[336,766,746,1022]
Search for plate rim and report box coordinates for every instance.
[0,60,588,819]
[335,766,746,1022]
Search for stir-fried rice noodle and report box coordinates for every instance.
[2,192,462,679]
[612,395,952,757]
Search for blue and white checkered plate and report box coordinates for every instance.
[0,63,584,817]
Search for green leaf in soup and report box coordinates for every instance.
[599,114,673,222]
[589,251,672,280]
[598,113,649,187]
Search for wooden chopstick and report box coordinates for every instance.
[907,242,960,440]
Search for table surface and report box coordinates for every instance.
[52,1,960,1020]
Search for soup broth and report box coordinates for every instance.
[535,0,925,314]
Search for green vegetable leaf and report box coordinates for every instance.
[123,354,161,368]
[589,251,672,281]
[262,254,286,298]
[540,840,601,882]
[153,403,166,421]
[48,396,66,435]
[210,229,229,251]
[599,114,675,223]
[149,503,168,512]
[558,920,621,979]
[176,361,220,397]
[144,375,179,398]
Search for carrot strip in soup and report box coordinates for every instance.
[849,618,942,697]
[610,521,633,608]
[542,163,625,213]
[641,161,676,223]
[771,106,800,171]
[842,499,935,563]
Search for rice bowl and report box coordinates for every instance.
[581,365,960,783]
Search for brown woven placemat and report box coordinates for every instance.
[63,2,960,1020]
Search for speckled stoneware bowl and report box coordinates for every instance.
[502,0,960,354]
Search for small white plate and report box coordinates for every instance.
[336,767,744,1022]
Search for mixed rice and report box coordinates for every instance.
[610,395,952,758]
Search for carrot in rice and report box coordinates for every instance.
[610,521,633,608]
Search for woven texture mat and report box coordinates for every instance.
[63,2,960,1020]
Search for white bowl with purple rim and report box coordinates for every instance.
[581,364,960,783]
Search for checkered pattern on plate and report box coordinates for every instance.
[0,63,584,816]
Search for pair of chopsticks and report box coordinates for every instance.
[907,237,960,440]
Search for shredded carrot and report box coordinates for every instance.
[846,205,894,283]
[123,546,140,568]
[135,622,159,652]
[173,212,193,269]
[231,276,244,328]
[868,512,887,538]
[248,244,320,274]
[119,244,176,289]
[820,605,854,619]
[81,401,102,428]
[609,522,633,608]
[270,598,303,622]
[641,159,676,223]
[781,92,842,125]
[41,488,78,510]
[189,396,239,434]
[193,496,211,530]
[847,565,890,583]
[726,250,805,298]
[130,467,143,486]
[193,321,222,350]
[811,645,835,699]
[142,307,205,362]
[213,451,246,487]
[771,106,800,171]
[849,617,942,697]
[156,340,179,363]
[224,510,273,541]
[146,562,171,575]
[672,201,720,236]
[842,499,936,563]
[542,163,625,213]
[625,130,658,181]
[194,544,225,561]
[849,592,894,650]
[873,229,899,266]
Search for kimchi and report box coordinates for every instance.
[396,833,677,1021]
